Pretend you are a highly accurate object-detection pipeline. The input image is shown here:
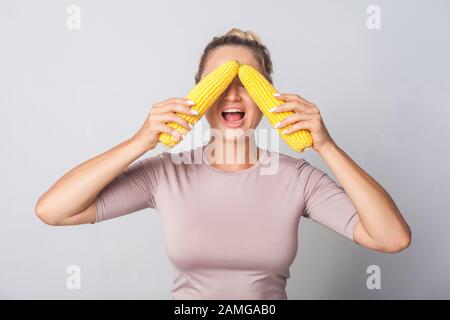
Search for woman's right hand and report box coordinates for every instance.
[131,97,198,151]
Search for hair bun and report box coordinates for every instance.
[224,28,263,45]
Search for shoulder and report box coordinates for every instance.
[139,151,169,166]
[138,148,200,170]
[266,151,329,191]
[265,149,309,172]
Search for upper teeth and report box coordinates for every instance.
[223,108,243,113]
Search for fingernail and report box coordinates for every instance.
[269,107,278,112]
[171,130,180,138]
[282,129,289,134]
[191,109,199,115]
[274,122,281,128]
[188,123,194,129]
[187,100,195,105]
[273,93,281,97]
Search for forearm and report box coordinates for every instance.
[36,137,149,222]
[317,141,411,246]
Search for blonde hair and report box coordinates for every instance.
[194,28,274,84]
[224,28,264,43]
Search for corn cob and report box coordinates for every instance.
[159,60,240,148]
[238,64,313,152]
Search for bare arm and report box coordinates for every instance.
[272,92,411,253]
[35,97,195,226]
[35,138,150,225]
[317,142,411,253]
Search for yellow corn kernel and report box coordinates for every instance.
[238,64,313,152]
[159,60,240,148]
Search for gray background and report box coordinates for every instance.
[1,0,449,299]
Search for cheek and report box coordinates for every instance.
[204,110,215,125]
[253,111,263,126]
[256,111,263,122]
[247,103,262,120]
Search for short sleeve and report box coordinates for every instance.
[93,153,165,223]
[298,159,360,241]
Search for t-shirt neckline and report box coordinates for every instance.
[198,145,268,175]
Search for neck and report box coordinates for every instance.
[203,135,260,171]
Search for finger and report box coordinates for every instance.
[153,122,183,141]
[153,97,195,108]
[281,120,314,135]
[152,113,193,132]
[269,101,314,114]
[309,104,320,114]
[274,112,315,129]
[150,103,199,117]
[274,93,317,108]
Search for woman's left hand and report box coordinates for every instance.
[270,93,335,153]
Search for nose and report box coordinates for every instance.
[222,77,242,102]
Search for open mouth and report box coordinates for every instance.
[221,108,246,127]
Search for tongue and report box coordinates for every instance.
[223,112,243,122]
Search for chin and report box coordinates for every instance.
[214,125,256,143]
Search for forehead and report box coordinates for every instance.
[202,45,262,77]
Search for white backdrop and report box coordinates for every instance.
[1,0,449,299]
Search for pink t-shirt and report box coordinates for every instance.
[94,145,360,299]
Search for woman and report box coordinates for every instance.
[35,28,411,299]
